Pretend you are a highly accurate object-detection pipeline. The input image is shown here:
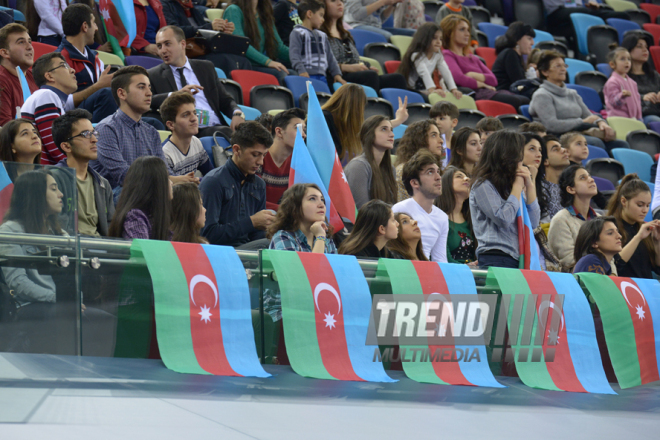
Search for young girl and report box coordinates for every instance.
[573,216,622,275]
[560,132,590,165]
[394,119,444,201]
[338,199,399,258]
[387,212,428,261]
[0,119,42,166]
[469,130,539,268]
[447,126,482,176]
[345,115,398,208]
[398,23,462,99]
[603,46,643,122]
[607,174,660,278]
[268,183,337,253]
[171,183,208,244]
[437,166,477,265]
[108,157,173,241]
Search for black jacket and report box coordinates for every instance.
[161,0,211,39]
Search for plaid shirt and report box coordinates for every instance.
[269,229,337,254]
[122,209,151,239]
[91,109,172,188]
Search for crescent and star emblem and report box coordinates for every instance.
[314,283,342,329]
[538,300,565,345]
[190,274,219,324]
[620,281,647,320]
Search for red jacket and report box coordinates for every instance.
[132,0,167,51]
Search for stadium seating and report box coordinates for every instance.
[215,67,226,79]
[393,124,407,140]
[230,70,279,106]
[423,0,444,18]
[125,55,162,69]
[360,56,383,74]
[364,43,401,69]
[607,18,641,44]
[456,109,486,129]
[32,42,57,61]
[249,85,294,114]
[584,144,610,165]
[640,3,660,24]
[612,148,654,181]
[498,114,530,130]
[219,79,242,105]
[365,98,394,119]
[390,36,413,57]
[643,23,660,45]
[607,116,647,140]
[478,23,507,48]
[628,9,651,28]
[513,0,545,30]
[284,76,331,107]
[566,84,603,113]
[476,30,489,48]
[406,104,433,124]
[575,71,608,94]
[199,136,216,168]
[206,8,223,20]
[532,29,554,46]
[475,100,516,117]
[334,82,378,98]
[299,92,332,111]
[158,130,170,143]
[586,158,626,185]
[604,0,638,12]
[380,89,425,109]
[592,175,616,192]
[520,105,531,120]
[469,6,492,27]
[349,29,387,56]
[97,51,124,66]
[535,41,568,56]
[596,63,613,76]
[429,93,478,110]
[222,104,260,124]
[588,25,619,64]
[626,129,660,157]
[571,13,605,57]
[384,60,401,74]
[475,47,496,70]
[566,58,595,83]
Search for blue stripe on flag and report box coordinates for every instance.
[305,83,335,189]
[547,272,614,394]
[629,278,660,376]
[113,0,137,46]
[0,163,12,190]
[518,193,541,270]
[291,128,333,214]
[326,254,396,382]
[16,67,31,103]
[203,244,270,378]
[440,263,505,388]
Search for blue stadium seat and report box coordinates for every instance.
[333,82,378,98]
[646,182,655,221]
[215,67,226,79]
[284,76,331,107]
[607,18,641,44]
[380,88,425,110]
[533,29,554,46]
[566,58,595,83]
[349,29,387,55]
[570,13,606,56]
[0,6,24,21]
[199,137,216,168]
[393,124,406,140]
[223,104,261,124]
[596,63,613,76]
[520,104,531,120]
[478,23,507,48]
[567,84,603,113]
[611,148,654,182]
[592,175,615,192]
[583,144,610,166]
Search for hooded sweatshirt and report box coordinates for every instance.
[289,25,342,77]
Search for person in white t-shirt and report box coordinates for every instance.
[160,91,212,180]
[393,149,448,262]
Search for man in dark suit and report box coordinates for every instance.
[149,25,245,139]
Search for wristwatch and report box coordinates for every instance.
[233,110,245,119]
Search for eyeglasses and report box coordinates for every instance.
[550,63,568,70]
[48,62,71,73]
[66,130,99,142]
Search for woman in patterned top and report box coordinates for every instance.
[268,183,337,253]
[437,166,477,265]
[573,217,622,275]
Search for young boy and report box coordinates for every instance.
[475,117,503,145]
[430,101,459,166]
[435,0,478,50]
[160,91,213,179]
[289,0,346,85]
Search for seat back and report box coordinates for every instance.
[206,8,223,20]
[456,109,486,129]
[405,104,433,124]
[360,56,383,74]
[393,124,407,140]
[567,84,603,112]
[219,78,243,105]
[535,40,568,55]
[651,47,660,72]
[284,76,330,107]
[423,0,444,18]
[390,35,413,57]
[585,158,626,185]
[469,6,492,27]
[199,136,216,168]
[629,9,652,28]
[607,18,641,43]
[32,42,57,61]
[533,29,554,45]
[611,148,654,181]
[604,0,638,12]
[641,3,660,23]
[384,60,401,74]
[476,30,489,48]
[299,92,332,111]
[565,58,595,83]
[475,47,497,69]
[221,104,261,124]
[380,88,425,108]
[478,23,507,48]
[230,70,279,106]
[349,29,387,55]
[97,51,124,66]
[365,98,394,119]
[585,144,610,165]
[497,114,530,130]
[475,100,516,117]
[429,93,477,110]
[125,55,163,69]
[157,130,170,143]
[571,13,606,55]
[607,116,647,140]
[643,23,660,45]
[364,43,401,69]
[520,104,531,119]
[575,70,608,95]
[596,63,613,76]
[249,85,294,113]
[513,0,545,29]
[587,25,619,64]
[592,175,616,191]
[215,67,226,79]
[626,129,660,157]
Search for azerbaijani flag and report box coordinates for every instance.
[305,83,357,224]
[579,274,660,389]
[133,240,270,377]
[517,192,541,270]
[264,250,395,382]
[289,126,344,231]
[0,163,13,219]
[487,268,614,394]
[99,0,136,61]
[378,258,504,387]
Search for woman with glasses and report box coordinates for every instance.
[529,50,629,154]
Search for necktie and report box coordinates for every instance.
[177,67,187,88]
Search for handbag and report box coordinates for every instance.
[212,131,233,168]
[185,37,208,58]
[196,30,250,56]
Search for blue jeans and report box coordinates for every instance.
[583,135,629,154]
[310,74,328,85]
[644,115,660,127]
[78,88,118,123]
[354,24,393,40]
[252,66,298,84]
[478,253,519,269]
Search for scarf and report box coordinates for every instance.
[177,0,194,17]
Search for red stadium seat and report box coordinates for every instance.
[475,47,497,69]
[230,70,279,106]
[475,100,516,117]
[32,42,57,61]
[651,47,660,73]
[384,60,401,74]
[641,4,660,25]
[643,23,660,46]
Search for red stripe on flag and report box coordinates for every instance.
[0,184,13,220]
[522,224,532,270]
[411,261,474,386]
[612,277,660,384]
[328,153,356,223]
[521,271,586,392]
[298,252,363,381]
[172,242,239,376]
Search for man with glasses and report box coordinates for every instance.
[21,52,79,165]
[51,109,114,237]
[393,150,448,263]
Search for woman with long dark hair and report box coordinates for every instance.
[24,0,66,46]
[622,32,660,124]
[492,22,536,92]
[521,132,548,220]
[607,174,660,278]
[268,183,337,253]
[109,157,172,240]
[447,126,481,176]
[437,166,476,265]
[387,212,428,261]
[0,119,42,179]
[469,130,538,268]
[345,115,398,208]
[339,199,398,258]
[573,216,622,275]
[171,183,207,244]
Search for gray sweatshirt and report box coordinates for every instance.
[289,25,342,78]
[529,80,592,134]
[345,0,389,28]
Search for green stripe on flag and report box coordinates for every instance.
[578,273,641,388]
[487,268,561,391]
[134,240,206,375]
[263,250,333,380]
[378,259,449,384]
